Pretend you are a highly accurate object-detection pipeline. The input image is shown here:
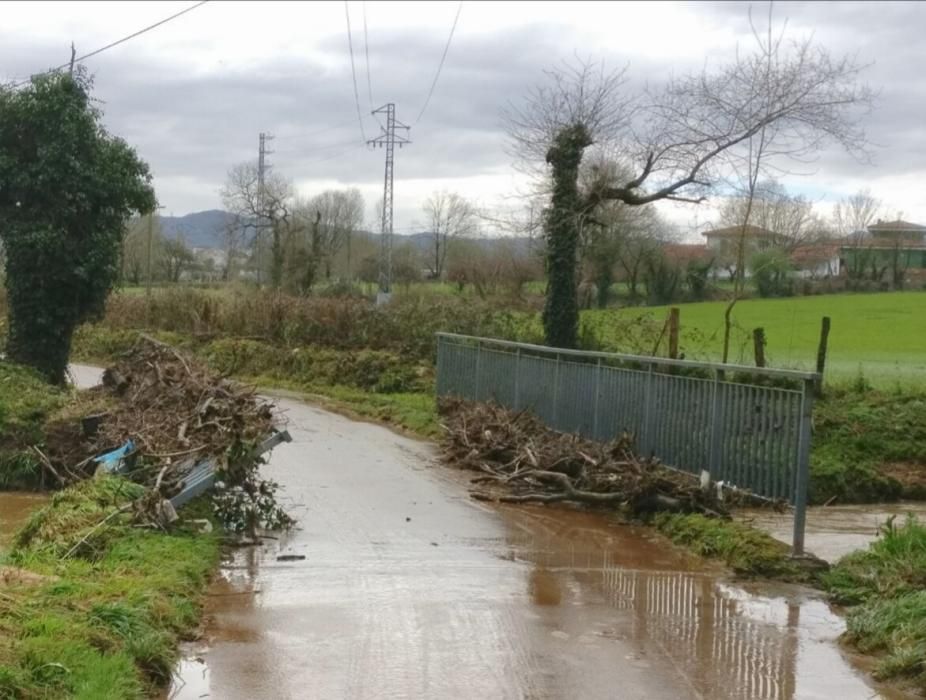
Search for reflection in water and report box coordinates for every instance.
[529,567,563,606]
[501,505,898,700]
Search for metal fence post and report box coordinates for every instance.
[474,339,483,402]
[437,335,447,397]
[707,369,723,478]
[641,362,655,455]
[593,357,602,439]
[514,347,522,410]
[552,353,561,426]
[792,377,815,556]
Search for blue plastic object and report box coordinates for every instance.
[94,440,136,474]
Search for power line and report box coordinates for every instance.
[362,1,374,111]
[12,1,209,89]
[272,121,356,141]
[415,0,463,125]
[344,1,367,143]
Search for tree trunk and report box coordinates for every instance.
[542,125,590,349]
[270,225,284,289]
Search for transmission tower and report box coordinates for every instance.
[257,132,274,285]
[367,104,410,301]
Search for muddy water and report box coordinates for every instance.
[740,503,926,563]
[167,395,909,700]
[0,492,47,545]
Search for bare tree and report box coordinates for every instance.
[422,190,477,279]
[310,188,365,280]
[505,7,873,348]
[160,236,194,283]
[221,162,292,289]
[832,188,882,281]
[718,180,823,252]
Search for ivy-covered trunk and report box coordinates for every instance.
[542,125,591,349]
[0,71,155,384]
[5,232,78,384]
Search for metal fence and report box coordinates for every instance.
[436,332,819,554]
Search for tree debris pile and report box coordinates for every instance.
[438,397,729,518]
[35,335,291,533]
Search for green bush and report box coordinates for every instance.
[750,249,794,298]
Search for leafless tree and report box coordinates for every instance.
[718,181,824,252]
[422,190,477,279]
[221,162,293,288]
[310,188,365,280]
[504,5,873,349]
[160,236,194,283]
[833,188,881,245]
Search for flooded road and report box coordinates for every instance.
[740,502,926,563]
[168,393,907,700]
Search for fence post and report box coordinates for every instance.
[753,327,766,368]
[707,368,723,478]
[792,377,815,557]
[641,362,655,455]
[514,347,522,410]
[593,357,602,439]
[815,316,831,397]
[552,353,561,426]
[474,339,483,402]
[668,307,680,359]
[436,335,445,397]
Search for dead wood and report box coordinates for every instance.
[439,397,730,518]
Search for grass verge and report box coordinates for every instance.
[811,386,926,503]
[653,512,813,581]
[823,516,926,691]
[0,362,68,489]
[0,477,220,699]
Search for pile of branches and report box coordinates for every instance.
[36,335,290,531]
[438,398,728,518]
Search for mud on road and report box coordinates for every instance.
[164,393,909,700]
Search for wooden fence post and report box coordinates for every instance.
[753,327,766,368]
[668,307,680,360]
[815,316,831,397]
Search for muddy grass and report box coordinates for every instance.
[0,477,220,699]
[823,516,926,693]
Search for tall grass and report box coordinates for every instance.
[826,516,926,689]
[99,288,539,360]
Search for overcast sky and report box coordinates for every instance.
[3,1,924,239]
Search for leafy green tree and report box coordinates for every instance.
[0,70,154,382]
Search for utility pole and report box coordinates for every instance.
[257,132,274,286]
[146,211,154,299]
[367,104,410,303]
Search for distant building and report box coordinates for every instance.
[839,219,926,281]
[701,225,789,279]
[702,225,787,254]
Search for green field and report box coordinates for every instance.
[584,291,926,386]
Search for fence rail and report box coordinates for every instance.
[436,333,818,554]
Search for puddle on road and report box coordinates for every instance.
[171,500,911,700]
[0,492,48,545]
[164,392,913,699]
[495,505,913,700]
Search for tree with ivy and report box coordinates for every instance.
[0,69,155,383]
[506,9,871,349]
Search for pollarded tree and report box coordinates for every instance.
[0,70,155,382]
[506,9,872,348]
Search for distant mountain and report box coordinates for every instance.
[159,210,236,249]
[158,211,535,255]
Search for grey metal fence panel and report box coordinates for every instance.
[436,333,818,554]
